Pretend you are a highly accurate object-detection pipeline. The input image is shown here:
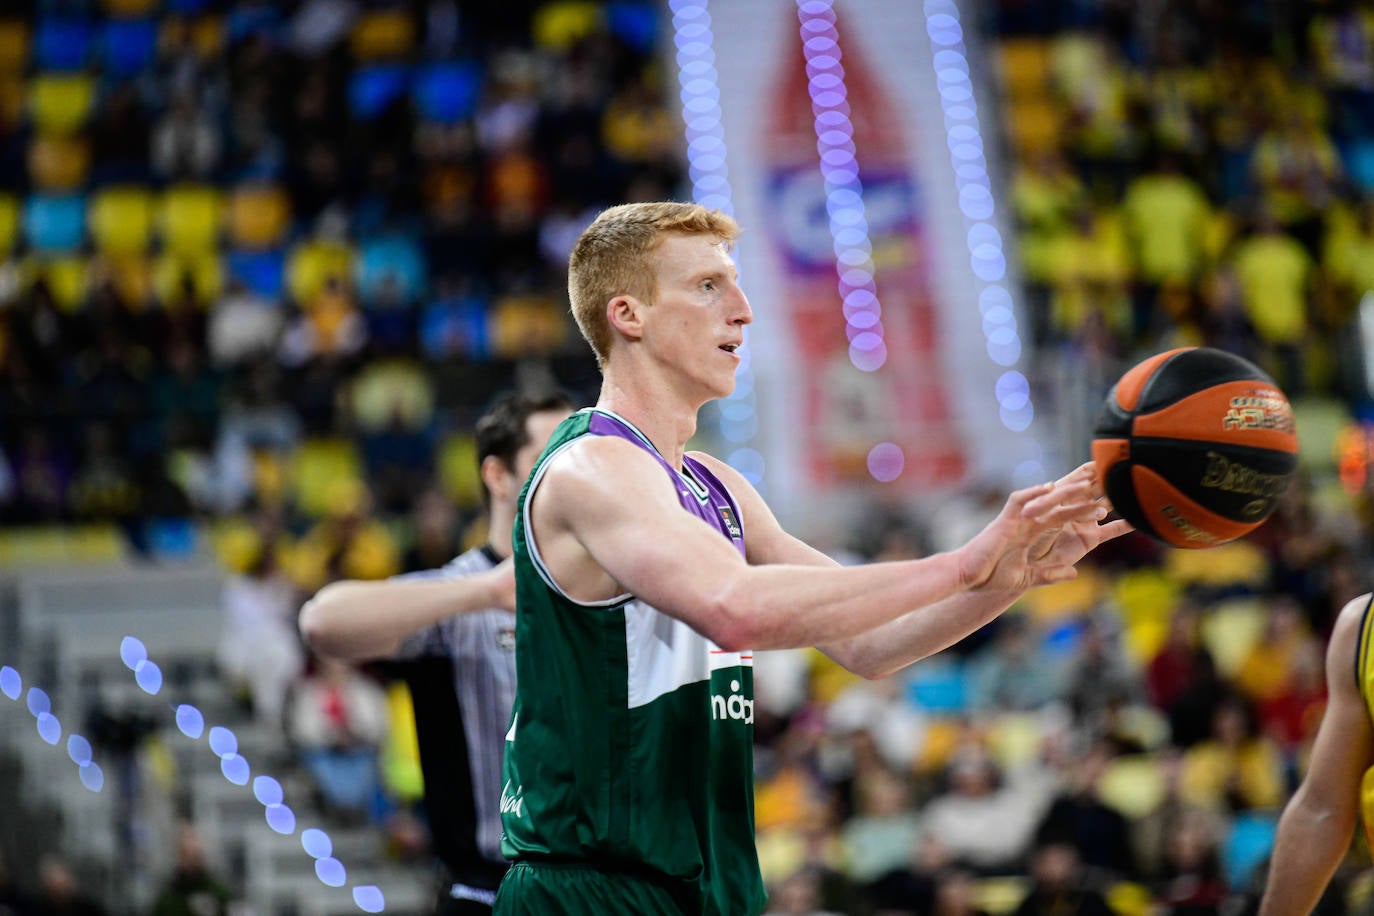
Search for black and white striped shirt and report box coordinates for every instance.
[393,545,515,888]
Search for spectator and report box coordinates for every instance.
[1229,208,1313,392]
[1010,842,1113,916]
[217,533,303,732]
[34,856,104,916]
[918,748,1057,873]
[1033,742,1134,877]
[967,615,1060,713]
[1180,697,1285,812]
[148,824,237,916]
[287,656,390,823]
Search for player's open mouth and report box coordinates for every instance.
[719,344,738,353]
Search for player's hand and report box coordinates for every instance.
[957,465,1106,592]
[483,558,517,611]
[1024,462,1134,570]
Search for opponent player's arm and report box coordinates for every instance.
[1259,594,1374,916]
[536,437,1102,653]
[298,560,515,661]
[693,455,1128,678]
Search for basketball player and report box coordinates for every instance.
[1258,592,1374,914]
[494,202,1130,915]
[299,391,573,914]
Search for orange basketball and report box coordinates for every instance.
[1091,347,1298,548]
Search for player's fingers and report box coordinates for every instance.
[1005,481,1055,515]
[1094,518,1134,543]
[1022,478,1095,518]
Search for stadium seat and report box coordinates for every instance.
[1097,755,1166,818]
[905,658,968,713]
[102,18,158,80]
[27,134,91,191]
[412,61,482,125]
[1165,541,1268,591]
[490,294,568,357]
[985,713,1043,769]
[90,186,156,256]
[1293,395,1350,474]
[972,877,1029,916]
[226,248,286,300]
[164,0,212,13]
[606,4,657,53]
[1223,814,1278,889]
[0,20,28,72]
[28,74,97,135]
[158,184,224,257]
[436,433,482,508]
[533,1,602,51]
[153,252,223,306]
[355,234,427,306]
[226,183,291,249]
[33,17,95,71]
[347,64,410,121]
[349,10,415,61]
[286,238,354,307]
[101,255,153,308]
[1201,598,1266,678]
[0,76,22,130]
[1003,96,1062,155]
[25,255,89,311]
[0,194,17,255]
[290,438,365,518]
[996,37,1051,99]
[24,193,86,252]
[102,0,159,14]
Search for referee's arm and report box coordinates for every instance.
[299,561,515,660]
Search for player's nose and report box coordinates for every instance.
[728,285,753,326]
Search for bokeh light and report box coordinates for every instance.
[353,886,385,913]
[175,704,205,739]
[315,857,346,887]
[265,803,296,835]
[0,666,20,700]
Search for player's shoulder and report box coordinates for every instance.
[535,432,665,504]
[1327,591,1374,679]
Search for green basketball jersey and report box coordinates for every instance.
[498,408,766,916]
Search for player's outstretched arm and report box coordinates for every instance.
[692,456,1129,678]
[1259,594,1374,916]
[299,560,515,660]
[535,438,1102,653]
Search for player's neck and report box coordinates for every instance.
[488,502,515,558]
[597,371,699,470]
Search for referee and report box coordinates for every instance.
[300,391,573,914]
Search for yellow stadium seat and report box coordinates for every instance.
[381,681,425,803]
[96,255,152,310]
[0,193,18,256]
[0,76,22,130]
[152,252,223,306]
[350,10,415,61]
[28,74,96,135]
[997,38,1051,99]
[27,134,90,191]
[352,359,435,432]
[1003,96,1062,155]
[533,1,602,51]
[1165,540,1268,590]
[491,294,568,357]
[1017,567,1104,621]
[1098,755,1166,818]
[972,877,1030,916]
[24,255,89,311]
[227,183,291,249]
[1107,882,1153,916]
[985,713,1044,770]
[102,0,156,15]
[1201,598,1267,678]
[286,238,354,307]
[90,186,156,256]
[436,433,483,509]
[291,438,365,518]
[0,20,27,72]
[1292,395,1349,475]
[158,184,224,256]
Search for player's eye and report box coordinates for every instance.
[701,279,715,291]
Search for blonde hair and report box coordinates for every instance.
[568,202,740,367]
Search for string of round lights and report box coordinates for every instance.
[0,663,104,791]
[670,0,766,492]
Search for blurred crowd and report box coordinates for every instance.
[7,0,1374,914]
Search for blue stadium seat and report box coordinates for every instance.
[906,659,969,713]
[356,234,427,306]
[413,62,482,125]
[102,18,158,80]
[607,3,658,53]
[226,248,286,301]
[24,193,86,252]
[348,65,410,121]
[1223,813,1277,890]
[34,17,94,72]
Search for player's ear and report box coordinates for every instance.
[606,295,646,342]
[480,455,513,502]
